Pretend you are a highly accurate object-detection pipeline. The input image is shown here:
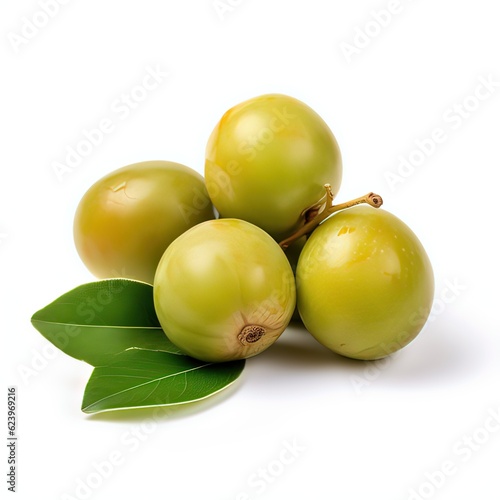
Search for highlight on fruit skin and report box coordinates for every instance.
[73,160,215,284]
[296,206,434,360]
[205,93,342,242]
[153,218,297,362]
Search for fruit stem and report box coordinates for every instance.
[279,185,383,249]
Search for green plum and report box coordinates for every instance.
[296,206,434,360]
[205,94,342,241]
[74,160,214,284]
[153,218,296,362]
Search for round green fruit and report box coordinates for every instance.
[296,206,434,360]
[153,218,296,362]
[74,160,214,284]
[205,94,342,241]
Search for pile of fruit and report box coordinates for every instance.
[31,94,434,414]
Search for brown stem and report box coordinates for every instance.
[279,185,383,249]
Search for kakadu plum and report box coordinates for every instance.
[296,206,434,360]
[205,94,342,241]
[153,219,296,362]
[74,160,215,284]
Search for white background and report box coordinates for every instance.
[1,1,500,499]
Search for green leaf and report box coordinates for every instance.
[81,349,245,413]
[31,279,182,366]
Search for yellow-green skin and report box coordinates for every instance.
[74,160,215,284]
[205,94,342,241]
[296,206,434,360]
[153,219,296,362]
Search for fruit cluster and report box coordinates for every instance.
[73,93,434,364]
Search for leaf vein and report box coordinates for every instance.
[85,363,213,410]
